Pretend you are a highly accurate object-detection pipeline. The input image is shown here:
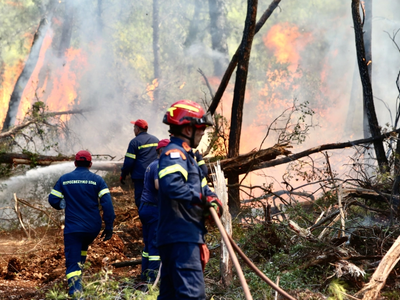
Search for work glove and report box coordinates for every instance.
[101,229,113,241]
[202,195,223,219]
[119,175,125,185]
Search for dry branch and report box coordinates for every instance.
[355,236,400,299]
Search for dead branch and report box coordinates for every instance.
[0,109,88,140]
[14,194,29,238]
[112,259,142,268]
[0,153,74,166]
[355,235,400,299]
[16,197,62,229]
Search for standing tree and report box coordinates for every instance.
[227,0,258,216]
[351,0,388,173]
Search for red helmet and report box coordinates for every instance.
[163,100,213,127]
[75,150,92,162]
[156,139,170,150]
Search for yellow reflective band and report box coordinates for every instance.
[159,164,188,181]
[197,160,205,166]
[167,107,177,116]
[66,270,82,279]
[138,143,158,149]
[81,250,87,256]
[98,188,110,198]
[174,103,200,112]
[125,153,136,159]
[201,177,207,187]
[149,255,161,261]
[142,251,149,258]
[50,189,64,199]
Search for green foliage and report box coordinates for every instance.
[327,280,347,300]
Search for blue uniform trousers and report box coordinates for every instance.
[64,232,98,296]
[139,203,160,282]
[133,179,144,208]
[157,242,205,300]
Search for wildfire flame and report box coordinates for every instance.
[146,78,159,101]
[179,82,185,89]
[15,29,88,123]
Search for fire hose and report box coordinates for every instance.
[209,207,297,300]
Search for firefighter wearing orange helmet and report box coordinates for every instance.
[156,100,223,299]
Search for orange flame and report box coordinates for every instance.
[146,78,159,101]
[263,23,313,72]
[179,82,185,89]
[17,30,54,121]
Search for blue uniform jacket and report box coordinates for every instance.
[121,132,159,180]
[48,167,115,234]
[156,137,217,247]
[140,159,159,205]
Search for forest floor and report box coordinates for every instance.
[0,185,144,299]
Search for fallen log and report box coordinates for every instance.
[112,259,142,268]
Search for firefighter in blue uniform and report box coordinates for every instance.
[48,150,115,298]
[157,100,223,300]
[138,138,170,282]
[120,119,159,208]
[194,149,208,177]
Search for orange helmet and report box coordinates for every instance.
[163,100,213,127]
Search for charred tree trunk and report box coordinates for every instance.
[227,0,257,217]
[207,0,281,116]
[2,18,51,131]
[57,1,74,58]
[152,0,160,103]
[208,0,229,77]
[362,0,372,139]
[351,0,388,173]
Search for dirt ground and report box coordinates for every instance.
[0,186,144,299]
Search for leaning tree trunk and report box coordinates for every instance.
[152,0,161,103]
[351,0,388,173]
[227,0,257,217]
[2,18,51,131]
[208,0,229,77]
[362,0,372,139]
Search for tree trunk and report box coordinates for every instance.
[57,1,74,58]
[362,0,372,139]
[227,0,257,216]
[152,0,161,103]
[207,0,281,116]
[2,18,51,131]
[351,0,388,173]
[208,0,229,77]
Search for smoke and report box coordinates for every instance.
[2,1,400,197]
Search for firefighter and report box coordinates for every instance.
[138,138,170,283]
[48,150,115,298]
[157,100,223,300]
[194,149,208,177]
[120,119,159,208]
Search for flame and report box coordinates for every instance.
[17,30,54,121]
[0,62,24,126]
[179,82,185,89]
[146,78,159,101]
[13,28,89,123]
[263,23,313,72]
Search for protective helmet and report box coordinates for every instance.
[163,100,213,127]
[156,139,170,150]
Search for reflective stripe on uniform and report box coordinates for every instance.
[66,270,82,279]
[142,251,149,258]
[50,189,64,199]
[201,177,207,187]
[158,164,188,181]
[197,160,205,166]
[138,143,158,150]
[149,255,161,261]
[125,153,136,159]
[81,250,87,256]
[98,188,110,198]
